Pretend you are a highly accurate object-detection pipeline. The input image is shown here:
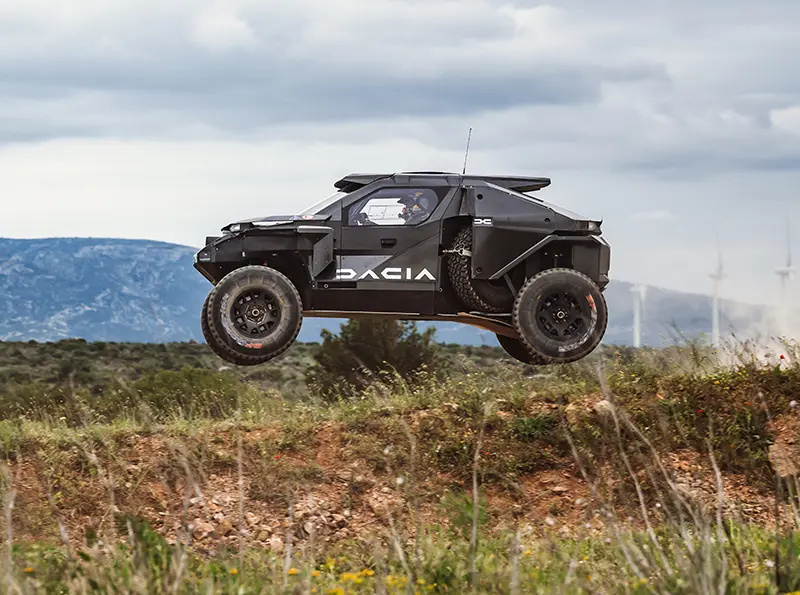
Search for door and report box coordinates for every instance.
[334,186,449,313]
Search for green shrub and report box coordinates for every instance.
[306,319,443,401]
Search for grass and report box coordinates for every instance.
[0,337,799,592]
[6,521,800,594]
[0,339,515,423]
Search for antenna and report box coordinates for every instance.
[462,127,472,175]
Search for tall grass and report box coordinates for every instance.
[0,338,798,593]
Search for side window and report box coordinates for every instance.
[347,187,443,226]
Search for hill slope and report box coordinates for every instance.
[0,237,768,346]
[2,351,798,592]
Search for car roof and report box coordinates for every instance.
[333,172,551,194]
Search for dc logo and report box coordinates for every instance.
[474,218,492,226]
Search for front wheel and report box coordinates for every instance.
[513,268,607,364]
[202,291,237,363]
[205,265,303,366]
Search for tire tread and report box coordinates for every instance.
[447,227,508,313]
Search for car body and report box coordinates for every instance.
[195,171,611,365]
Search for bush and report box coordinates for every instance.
[306,318,443,401]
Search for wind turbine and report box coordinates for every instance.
[631,284,647,348]
[709,238,726,348]
[775,218,795,337]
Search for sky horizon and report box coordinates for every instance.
[1,0,799,308]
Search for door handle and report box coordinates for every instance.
[381,238,397,247]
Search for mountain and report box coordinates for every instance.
[0,237,770,347]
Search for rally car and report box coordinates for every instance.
[194,171,610,366]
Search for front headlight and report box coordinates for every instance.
[222,222,251,233]
[575,220,600,232]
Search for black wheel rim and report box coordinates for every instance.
[227,288,281,340]
[535,290,587,340]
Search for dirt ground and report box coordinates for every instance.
[4,412,796,555]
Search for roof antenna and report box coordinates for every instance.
[461,127,472,175]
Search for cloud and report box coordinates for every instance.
[771,106,800,136]
[0,0,799,309]
[189,8,259,52]
[0,1,665,134]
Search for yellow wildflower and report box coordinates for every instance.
[229,568,238,575]
[23,567,34,574]
[386,575,409,587]
[288,568,300,576]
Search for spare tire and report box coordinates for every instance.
[447,226,514,313]
[513,268,607,364]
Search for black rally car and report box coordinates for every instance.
[194,172,610,366]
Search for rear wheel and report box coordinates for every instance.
[205,265,303,366]
[513,268,607,364]
[447,226,514,313]
[495,333,550,365]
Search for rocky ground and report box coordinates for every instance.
[6,397,797,558]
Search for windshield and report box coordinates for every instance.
[298,191,348,216]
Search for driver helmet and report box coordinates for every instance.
[398,190,426,209]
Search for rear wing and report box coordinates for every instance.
[463,175,551,193]
[334,172,551,194]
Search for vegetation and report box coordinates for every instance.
[1,326,799,593]
[307,319,444,401]
[6,521,800,594]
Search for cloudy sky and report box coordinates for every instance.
[1,0,799,306]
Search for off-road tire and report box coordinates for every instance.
[201,291,232,361]
[513,268,607,364]
[201,292,214,346]
[495,333,550,365]
[447,226,514,313]
[206,265,303,366]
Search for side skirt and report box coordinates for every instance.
[303,309,518,338]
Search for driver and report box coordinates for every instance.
[398,191,430,225]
